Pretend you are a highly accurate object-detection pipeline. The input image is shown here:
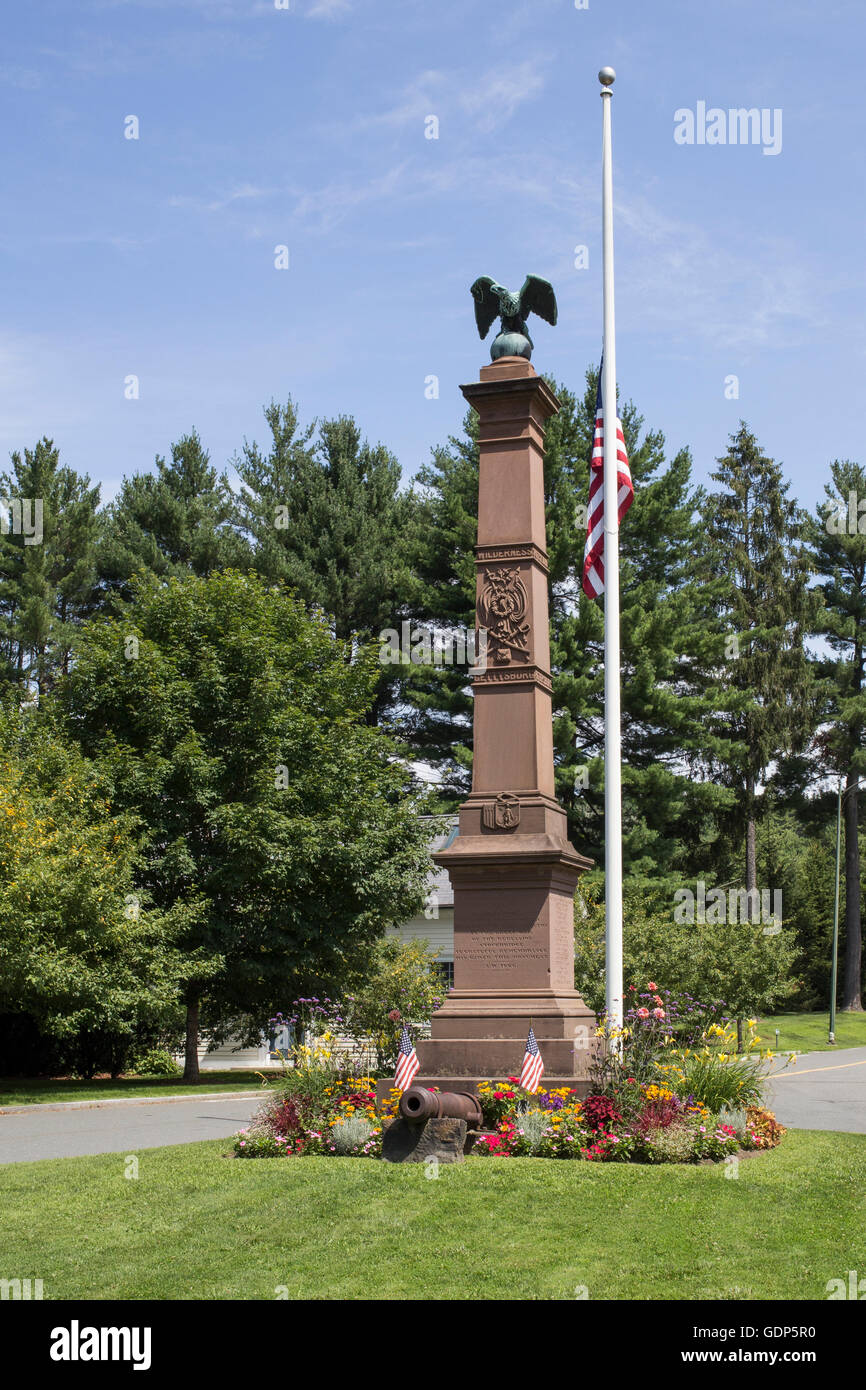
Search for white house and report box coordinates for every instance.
[384,814,457,987]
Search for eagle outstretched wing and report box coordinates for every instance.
[470,276,502,339]
[518,275,557,326]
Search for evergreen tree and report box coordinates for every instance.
[700,424,818,900]
[0,438,100,695]
[236,400,419,644]
[805,460,866,1010]
[97,430,247,609]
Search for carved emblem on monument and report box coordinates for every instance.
[482,792,521,830]
[478,566,530,664]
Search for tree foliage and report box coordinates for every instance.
[57,570,432,1076]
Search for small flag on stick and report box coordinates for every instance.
[582,358,633,600]
[519,1024,545,1094]
[394,1024,419,1091]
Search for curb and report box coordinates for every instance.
[0,1090,268,1116]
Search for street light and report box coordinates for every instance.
[829,781,842,1046]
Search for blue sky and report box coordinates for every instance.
[1,0,863,510]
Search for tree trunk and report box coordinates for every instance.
[183,995,201,1081]
[842,773,862,1011]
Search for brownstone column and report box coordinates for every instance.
[414,356,596,1091]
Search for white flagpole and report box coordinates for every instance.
[599,66,624,1039]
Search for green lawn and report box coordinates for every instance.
[759,1010,866,1053]
[0,1072,275,1107]
[2,1131,864,1300]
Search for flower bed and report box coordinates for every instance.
[232,983,790,1165]
[233,1075,384,1158]
[468,983,790,1164]
[472,1080,783,1163]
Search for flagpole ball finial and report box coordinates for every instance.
[598,66,616,87]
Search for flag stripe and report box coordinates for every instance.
[582,360,634,600]
[394,1024,419,1090]
[519,1025,545,1094]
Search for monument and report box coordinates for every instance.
[411,276,597,1097]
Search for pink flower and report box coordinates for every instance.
[647,981,658,991]
[637,1007,650,1018]
[652,1008,665,1020]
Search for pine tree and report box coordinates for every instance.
[805,460,866,1010]
[97,430,247,609]
[554,371,735,885]
[701,424,818,902]
[0,438,101,695]
[235,401,421,725]
[236,401,418,642]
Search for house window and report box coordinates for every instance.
[437,961,454,990]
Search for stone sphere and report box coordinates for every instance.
[490,331,532,361]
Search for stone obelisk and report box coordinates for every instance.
[415,310,597,1094]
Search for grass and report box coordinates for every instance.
[759,1010,866,1053]
[0,1072,276,1107]
[2,1131,864,1300]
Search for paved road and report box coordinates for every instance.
[0,1094,261,1165]
[766,1046,866,1134]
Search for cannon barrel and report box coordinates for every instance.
[399,1086,483,1127]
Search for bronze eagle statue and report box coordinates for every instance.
[470,274,558,361]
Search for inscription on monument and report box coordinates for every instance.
[461,931,548,966]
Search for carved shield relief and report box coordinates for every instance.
[481,792,521,830]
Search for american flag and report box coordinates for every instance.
[582,359,633,599]
[519,1025,545,1094]
[394,1024,419,1091]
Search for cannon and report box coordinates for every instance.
[398,1086,483,1128]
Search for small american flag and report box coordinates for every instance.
[582,359,633,599]
[394,1024,419,1091]
[519,1025,545,1094]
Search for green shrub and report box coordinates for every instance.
[327,1115,378,1156]
[128,1048,181,1077]
[669,1049,766,1111]
[513,1108,553,1155]
[643,1121,697,1164]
